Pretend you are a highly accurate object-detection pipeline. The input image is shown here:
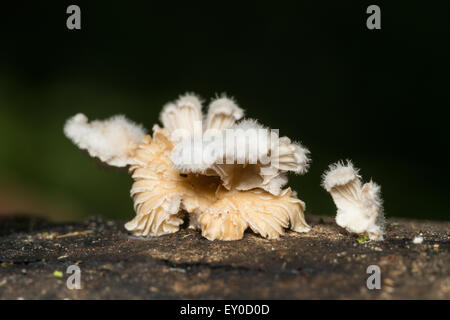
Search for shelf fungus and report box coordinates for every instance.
[64,93,311,240]
[321,161,385,241]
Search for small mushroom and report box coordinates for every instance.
[64,113,146,167]
[159,94,203,141]
[321,160,385,241]
[205,95,244,131]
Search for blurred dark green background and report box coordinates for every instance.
[0,1,448,222]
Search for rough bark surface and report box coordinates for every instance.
[0,215,448,299]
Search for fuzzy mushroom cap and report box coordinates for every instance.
[321,160,360,192]
[205,96,244,131]
[159,93,203,140]
[169,115,310,196]
[64,113,147,167]
[322,161,385,241]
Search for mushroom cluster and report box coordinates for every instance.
[64,94,311,240]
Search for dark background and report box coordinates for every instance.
[0,1,448,221]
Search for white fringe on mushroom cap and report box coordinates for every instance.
[169,118,310,195]
[159,93,203,141]
[321,161,385,241]
[205,96,244,131]
[64,113,147,167]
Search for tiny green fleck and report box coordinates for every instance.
[53,270,63,278]
[357,234,370,243]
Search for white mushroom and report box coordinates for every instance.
[65,93,311,240]
[125,127,310,240]
[64,113,146,167]
[321,160,385,241]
